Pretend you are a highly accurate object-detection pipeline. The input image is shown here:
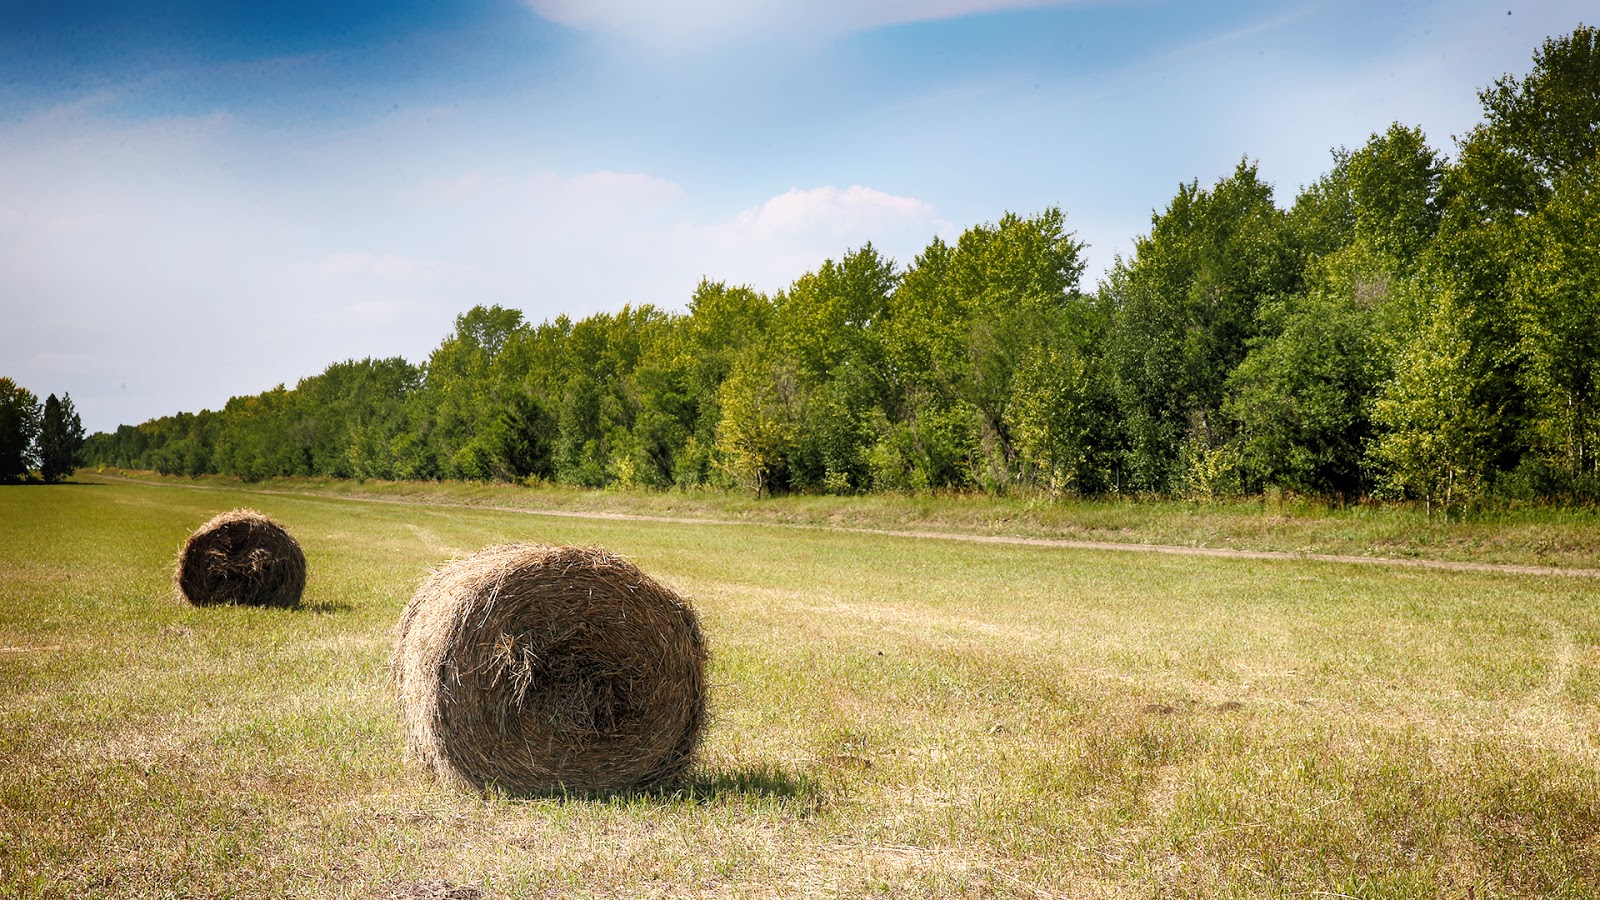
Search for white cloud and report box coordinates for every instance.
[670,184,949,291]
[726,184,938,240]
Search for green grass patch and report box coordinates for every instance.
[3,479,1598,897]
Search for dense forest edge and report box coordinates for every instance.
[56,27,1600,509]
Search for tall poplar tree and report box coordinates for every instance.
[37,392,87,483]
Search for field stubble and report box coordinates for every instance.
[1,478,1598,898]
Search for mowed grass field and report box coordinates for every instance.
[2,479,1599,898]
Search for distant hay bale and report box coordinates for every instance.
[175,508,307,609]
[392,543,707,795]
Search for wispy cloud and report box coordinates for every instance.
[1150,5,1318,66]
[524,0,1081,46]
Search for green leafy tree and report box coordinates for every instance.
[1510,154,1600,493]
[1008,340,1117,495]
[776,244,897,383]
[1370,280,1496,513]
[1285,153,1357,263]
[607,306,692,488]
[1287,123,1443,268]
[715,350,801,496]
[1106,160,1297,491]
[1426,26,1600,483]
[1346,125,1445,266]
[0,378,42,482]
[874,236,976,489]
[37,393,87,483]
[682,280,775,452]
[416,305,529,479]
[950,210,1090,489]
[214,388,304,480]
[879,209,1092,491]
[1224,247,1389,497]
[625,343,701,488]
[773,245,898,492]
[1475,25,1600,202]
[537,305,672,487]
[291,358,420,478]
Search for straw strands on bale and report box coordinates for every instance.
[392,543,707,795]
[175,508,307,608]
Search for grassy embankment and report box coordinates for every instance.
[2,476,1598,897]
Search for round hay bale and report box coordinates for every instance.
[392,543,707,795]
[175,508,307,609]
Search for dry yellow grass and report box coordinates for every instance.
[2,478,1598,898]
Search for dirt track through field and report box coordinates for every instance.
[100,473,1600,579]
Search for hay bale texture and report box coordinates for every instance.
[175,508,306,608]
[392,543,707,795]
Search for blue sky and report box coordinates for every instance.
[0,0,1590,433]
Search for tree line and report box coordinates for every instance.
[0,379,87,483]
[84,27,1600,508]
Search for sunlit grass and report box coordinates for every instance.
[2,479,1598,898]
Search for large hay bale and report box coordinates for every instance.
[392,543,707,795]
[175,508,306,608]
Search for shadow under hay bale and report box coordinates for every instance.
[392,543,707,796]
[175,508,307,609]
